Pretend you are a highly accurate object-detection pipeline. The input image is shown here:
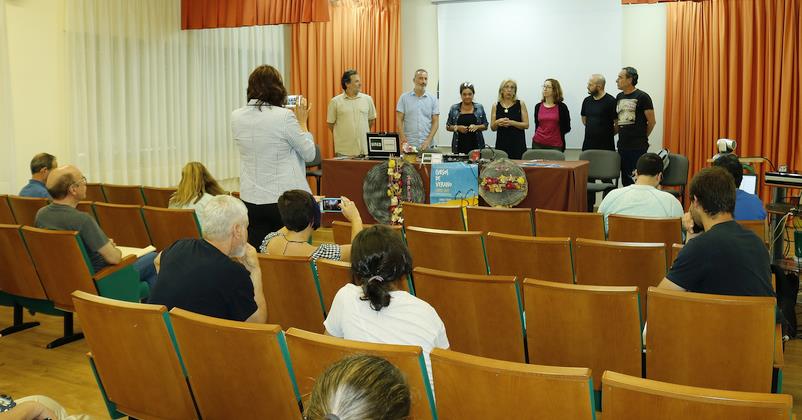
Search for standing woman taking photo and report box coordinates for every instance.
[231,65,317,248]
[531,78,571,152]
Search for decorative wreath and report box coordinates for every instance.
[478,158,529,207]
[363,158,425,224]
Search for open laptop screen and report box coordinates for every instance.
[366,133,400,158]
[739,174,757,195]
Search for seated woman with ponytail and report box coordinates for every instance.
[260,189,362,262]
[323,225,449,386]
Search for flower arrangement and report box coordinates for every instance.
[401,143,419,163]
[386,158,412,224]
[480,175,527,193]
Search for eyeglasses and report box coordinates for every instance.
[71,176,87,187]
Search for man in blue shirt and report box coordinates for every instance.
[712,154,766,220]
[18,153,57,199]
[396,69,439,150]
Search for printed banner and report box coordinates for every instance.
[430,162,479,206]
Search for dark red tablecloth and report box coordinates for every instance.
[320,159,588,226]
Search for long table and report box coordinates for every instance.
[320,158,589,226]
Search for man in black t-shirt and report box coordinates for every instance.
[148,195,267,323]
[615,67,656,187]
[581,74,617,151]
[659,167,774,298]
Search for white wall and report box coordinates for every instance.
[401,0,667,151]
[5,0,68,192]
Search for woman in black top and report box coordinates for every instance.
[446,82,488,154]
[490,79,529,159]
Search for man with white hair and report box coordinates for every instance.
[148,195,267,323]
[580,74,617,151]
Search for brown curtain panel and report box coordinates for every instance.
[182,0,330,29]
[665,0,801,202]
[291,0,402,161]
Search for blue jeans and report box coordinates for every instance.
[134,251,158,288]
[619,148,648,187]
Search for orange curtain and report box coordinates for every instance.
[665,0,801,202]
[290,0,402,161]
[182,0,330,29]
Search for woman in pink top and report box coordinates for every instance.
[532,78,571,152]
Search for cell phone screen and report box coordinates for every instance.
[320,197,342,213]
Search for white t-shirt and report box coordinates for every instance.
[597,184,684,232]
[324,283,449,386]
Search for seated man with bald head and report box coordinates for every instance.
[34,165,158,288]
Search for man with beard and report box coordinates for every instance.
[658,167,773,298]
[580,74,617,151]
[148,195,267,323]
[396,68,439,150]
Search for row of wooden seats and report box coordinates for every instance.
[396,203,769,244]
[82,183,176,207]
[0,224,145,348]
[72,290,793,420]
[253,255,784,396]
[0,195,201,250]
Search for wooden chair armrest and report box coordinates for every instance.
[774,323,784,369]
[93,255,137,280]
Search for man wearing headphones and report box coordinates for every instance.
[327,69,377,156]
[597,152,683,233]
[615,66,656,186]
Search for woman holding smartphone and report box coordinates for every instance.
[231,65,317,248]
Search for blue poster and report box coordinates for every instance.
[430,162,479,205]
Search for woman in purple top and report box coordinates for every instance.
[532,78,571,152]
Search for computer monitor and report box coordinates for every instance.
[740,174,757,195]
[366,132,400,159]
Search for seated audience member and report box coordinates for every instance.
[324,225,449,386]
[659,167,774,297]
[304,354,411,420]
[0,394,88,420]
[148,195,266,323]
[260,190,362,262]
[18,153,57,198]
[168,161,226,211]
[35,165,158,287]
[712,153,767,220]
[597,152,684,232]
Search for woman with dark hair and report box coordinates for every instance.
[231,65,317,248]
[304,354,411,420]
[260,189,362,262]
[445,82,488,154]
[531,78,571,152]
[324,225,449,386]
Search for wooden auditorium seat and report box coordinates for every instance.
[169,308,301,419]
[84,182,107,202]
[71,291,198,419]
[736,219,769,245]
[0,195,16,223]
[534,209,605,242]
[402,202,466,231]
[465,206,533,236]
[405,226,488,274]
[330,220,402,245]
[92,202,151,248]
[646,287,776,392]
[22,226,146,347]
[284,327,436,420]
[141,206,201,250]
[141,186,176,208]
[602,371,793,420]
[671,243,683,266]
[413,267,525,362]
[606,214,683,262]
[75,201,95,220]
[430,348,596,420]
[486,233,574,287]
[101,183,145,205]
[258,254,325,332]
[574,238,665,318]
[0,224,48,336]
[524,279,642,395]
[7,195,48,226]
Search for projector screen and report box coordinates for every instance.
[436,0,623,150]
